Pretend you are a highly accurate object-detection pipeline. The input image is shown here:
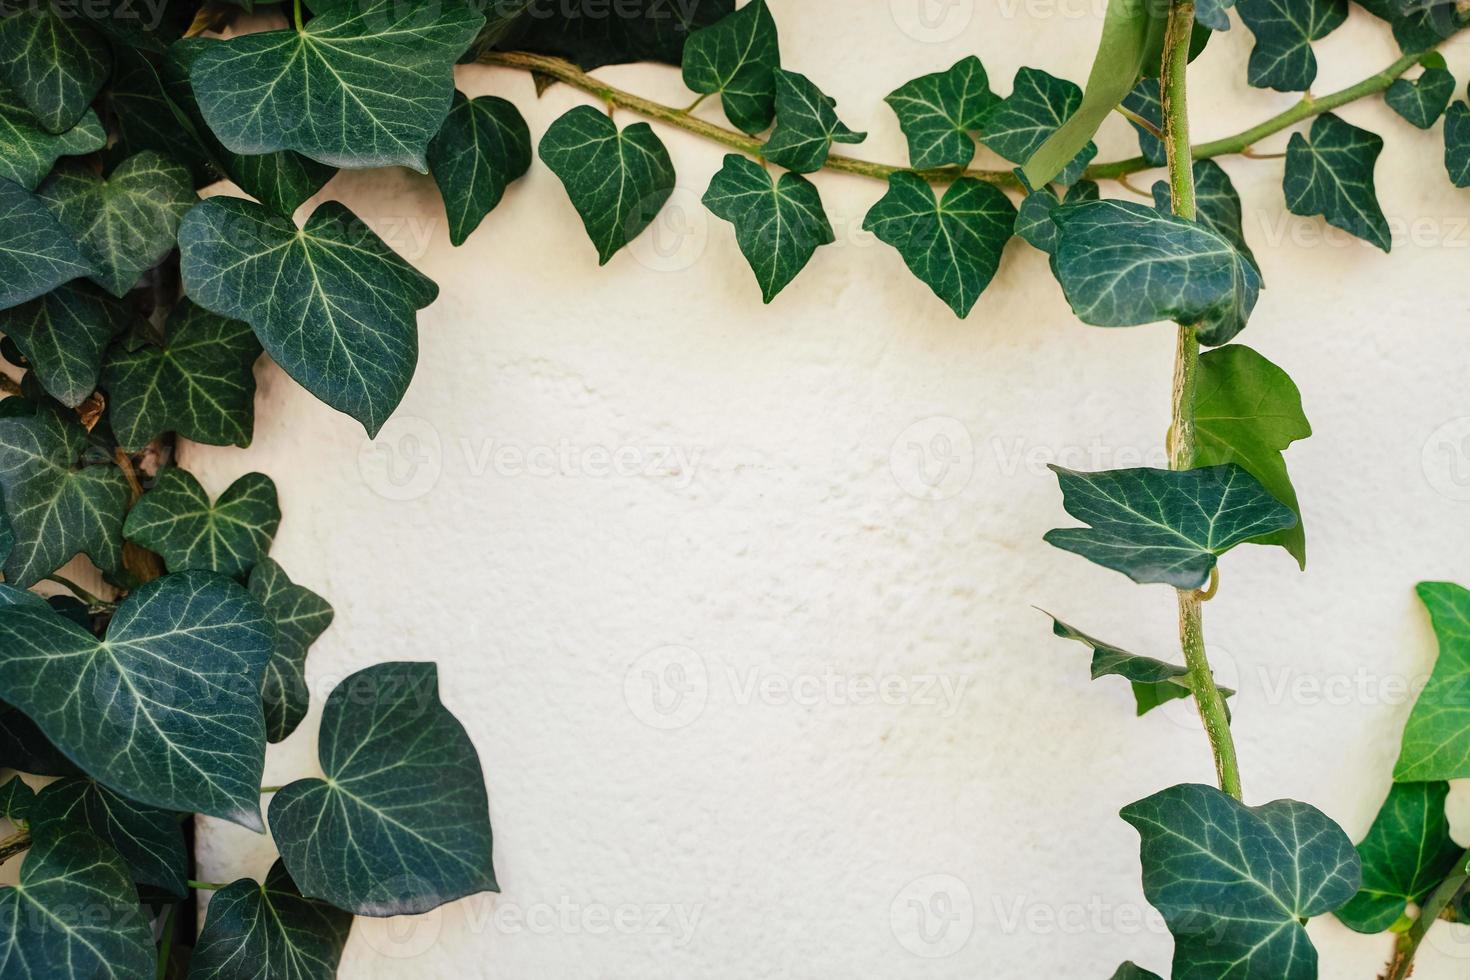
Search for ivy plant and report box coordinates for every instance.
[0,0,1465,976]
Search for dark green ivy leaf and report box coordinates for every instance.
[250,558,334,744]
[0,281,133,408]
[1045,463,1297,589]
[979,67,1095,187]
[1051,199,1261,345]
[0,178,95,311]
[270,661,497,916]
[37,152,197,297]
[1015,179,1097,254]
[1355,0,1469,53]
[0,774,32,821]
[884,56,996,170]
[103,298,262,452]
[0,403,128,587]
[703,153,833,303]
[1395,581,1470,781]
[187,859,353,980]
[1194,344,1311,566]
[1283,112,1389,251]
[1122,77,1165,167]
[682,0,781,136]
[30,777,188,899]
[1385,60,1454,128]
[189,0,484,171]
[763,69,866,174]
[0,570,272,829]
[1151,159,1257,268]
[1335,781,1465,933]
[539,106,676,264]
[0,85,104,191]
[0,821,154,980]
[0,8,111,134]
[125,468,279,578]
[427,92,531,247]
[1235,0,1347,91]
[1444,101,1470,187]
[0,699,77,777]
[1046,613,1234,716]
[1195,0,1237,30]
[863,172,1015,318]
[500,0,731,70]
[1110,964,1165,980]
[107,46,220,188]
[1123,782,1360,980]
[179,196,439,436]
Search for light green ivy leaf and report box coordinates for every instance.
[884,56,996,170]
[1336,780,1465,933]
[1283,112,1390,251]
[763,69,866,174]
[1444,101,1470,187]
[1045,463,1297,589]
[682,0,781,136]
[1045,613,1233,716]
[863,172,1015,318]
[0,775,33,821]
[1395,581,1470,781]
[539,106,677,265]
[179,196,439,436]
[427,92,532,247]
[0,8,111,134]
[1051,199,1261,346]
[189,0,484,171]
[30,776,188,899]
[1386,60,1454,128]
[270,661,497,916]
[249,558,334,745]
[124,468,280,579]
[0,570,273,829]
[1235,0,1347,91]
[1151,159,1257,268]
[0,85,104,191]
[1123,782,1360,980]
[979,67,1096,187]
[0,178,96,312]
[703,153,833,303]
[1015,178,1097,254]
[37,152,197,297]
[0,280,133,408]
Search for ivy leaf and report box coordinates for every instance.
[188,859,353,980]
[426,92,532,247]
[37,152,197,297]
[0,700,77,777]
[884,56,996,170]
[0,178,96,312]
[762,69,866,174]
[0,86,105,191]
[31,777,188,899]
[250,558,334,744]
[1443,101,1470,187]
[500,0,731,70]
[1395,582,1470,781]
[1051,199,1261,345]
[1044,463,1297,589]
[1110,965,1164,980]
[0,775,33,821]
[124,468,280,578]
[1195,0,1237,30]
[1151,160,1257,268]
[1335,781,1465,933]
[1283,112,1389,251]
[703,154,833,303]
[1386,60,1454,128]
[0,281,133,408]
[0,403,129,587]
[1015,179,1097,254]
[682,0,781,136]
[1046,613,1235,716]
[539,106,676,265]
[108,46,220,188]
[1235,0,1347,91]
[0,822,154,980]
[979,68,1096,187]
[0,8,111,134]
[0,570,273,829]
[1122,783,1360,980]
[1355,0,1469,53]
[103,298,262,452]
[1122,78,1166,167]
[179,196,439,436]
[270,661,497,916]
[1194,344,1311,566]
[862,173,1016,318]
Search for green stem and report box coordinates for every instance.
[188,879,230,891]
[155,904,176,980]
[1385,848,1470,980]
[43,574,110,609]
[260,785,283,794]
[1161,0,1243,803]
[293,0,304,32]
[0,829,30,865]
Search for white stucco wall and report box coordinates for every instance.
[190,3,1470,977]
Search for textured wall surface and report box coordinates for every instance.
[191,3,1470,977]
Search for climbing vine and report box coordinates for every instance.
[0,0,1465,976]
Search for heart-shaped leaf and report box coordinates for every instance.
[427,92,531,247]
[979,67,1095,187]
[189,1,484,171]
[0,775,33,821]
[1051,199,1261,346]
[179,196,439,436]
[0,280,133,408]
[103,298,262,452]
[0,178,95,312]
[270,662,497,916]
[1235,0,1347,91]
[0,86,104,191]
[188,859,353,980]
[37,152,196,297]
[1443,101,1470,187]
[0,570,273,829]
[863,172,1015,318]
[1395,581,1470,781]
[763,69,866,174]
[1015,178,1097,254]
[0,403,129,587]
[1045,463,1297,589]
[885,56,995,170]
[1151,160,1257,268]
[0,8,111,134]
[124,468,280,578]
[1122,782,1360,980]
[249,558,334,744]
[703,153,833,303]
[539,106,676,265]
[1283,113,1389,251]
[1386,60,1454,128]
[31,776,188,898]
[1336,780,1465,933]
[682,0,781,136]
[1045,613,1234,716]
